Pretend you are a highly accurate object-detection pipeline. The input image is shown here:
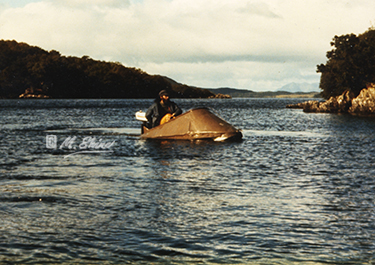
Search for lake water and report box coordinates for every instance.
[1,98,375,264]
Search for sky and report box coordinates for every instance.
[0,0,374,91]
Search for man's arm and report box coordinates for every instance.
[145,104,155,123]
[172,103,182,116]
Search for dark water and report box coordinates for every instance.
[1,98,375,264]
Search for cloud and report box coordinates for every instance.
[237,2,281,18]
[55,0,130,8]
[0,0,374,90]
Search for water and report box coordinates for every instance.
[1,98,375,264]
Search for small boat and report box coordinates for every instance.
[135,108,242,141]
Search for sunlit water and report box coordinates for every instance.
[1,98,375,264]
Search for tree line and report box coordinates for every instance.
[317,28,375,99]
[0,40,214,99]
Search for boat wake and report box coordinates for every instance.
[45,127,141,136]
[45,128,326,139]
[242,129,326,138]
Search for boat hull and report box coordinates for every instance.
[140,108,242,141]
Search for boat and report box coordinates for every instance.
[135,108,242,141]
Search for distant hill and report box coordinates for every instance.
[277,82,319,93]
[0,40,214,99]
[208,88,257,97]
[209,87,321,98]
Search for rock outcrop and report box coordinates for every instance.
[349,85,375,114]
[209,93,232,99]
[19,87,50,99]
[19,93,50,99]
[286,84,375,115]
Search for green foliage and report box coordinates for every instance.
[0,40,214,99]
[317,29,375,99]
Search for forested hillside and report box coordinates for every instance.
[0,40,214,99]
[317,28,375,99]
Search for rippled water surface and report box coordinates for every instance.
[1,98,375,264]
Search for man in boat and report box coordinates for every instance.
[145,90,182,128]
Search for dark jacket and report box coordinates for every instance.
[146,99,182,128]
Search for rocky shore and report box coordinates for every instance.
[286,84,375,115]
[19,87,50,99]
[208,93,231,99]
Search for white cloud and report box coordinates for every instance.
[56,0,129,7]
[0,0,374,91]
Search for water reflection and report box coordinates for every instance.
[2,98,375,264]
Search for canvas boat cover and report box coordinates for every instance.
[139,108,242,141]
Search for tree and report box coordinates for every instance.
[317,29,375,99]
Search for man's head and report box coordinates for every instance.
[159,90,170,103]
